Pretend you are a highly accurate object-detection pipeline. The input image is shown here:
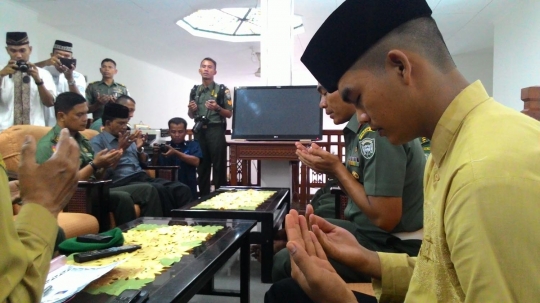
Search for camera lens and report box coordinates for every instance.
[159,144,169,153]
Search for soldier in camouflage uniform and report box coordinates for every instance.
[85,58,128,122]
[187,58,233,197]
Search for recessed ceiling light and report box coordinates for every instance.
[177,8,304,42]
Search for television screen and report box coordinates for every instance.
[232,85,322,141]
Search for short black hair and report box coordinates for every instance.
[354,17,455,74]
[168,117,188,129]
[54,92,86,116]
[116,95,135,105]
[101,58,116,67]
[200,57,217,68]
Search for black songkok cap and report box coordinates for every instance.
[301,0,432,93]
[103,103,129,119]
[6,32,29,46]
[53,40,73,53]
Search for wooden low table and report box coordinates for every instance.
[72,217,256,303]
[172,186,291,283]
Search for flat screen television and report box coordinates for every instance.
[232,85,322,141]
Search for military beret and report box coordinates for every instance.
[301,0,432,93]
[53,40,73,52]
[6,32,29,46]
[103,102,129,119]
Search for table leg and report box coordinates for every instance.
[240,235,250,303]
[261,217,273,283]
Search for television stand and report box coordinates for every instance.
[227,140,309,208]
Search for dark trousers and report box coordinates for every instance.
[265,278,377,303]
[194,124,227,197]
[112,172,192,216]
[272,218,422,283]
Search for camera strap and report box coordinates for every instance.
[193,83,226,126]
[13,71,31,125]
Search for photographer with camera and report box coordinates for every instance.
[35,40,86,97]
[157,117,202,199]
[187,57,233,197]
[0,32,56,130]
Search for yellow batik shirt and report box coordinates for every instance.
[373,81,540,302]
[0,156,57,303]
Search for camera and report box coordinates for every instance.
[159,144,169,153]
[192,116,209,134]
[59,57,77,68]
[15,60,29,73]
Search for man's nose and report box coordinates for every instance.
[319,97,327,109]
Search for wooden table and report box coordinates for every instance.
[71,217,256,303]
[228,140,309,206]
[173,186,290,283]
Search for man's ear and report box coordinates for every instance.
[28,45,33,55]
[57,111,66,121]
[386,50,412,85]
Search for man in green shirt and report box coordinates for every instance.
[187,57,233,197]
[272,85,425,283]
[85,58,128,122]
[35,92,162,226]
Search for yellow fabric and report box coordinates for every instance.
[374,81,540,302]
[0,157,58,303]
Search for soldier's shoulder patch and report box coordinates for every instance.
[116,82,126,87]
[358,126,373,140]
[89,81,100,85]
[360,138,375,159]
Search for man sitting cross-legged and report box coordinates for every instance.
[36,92,163,226]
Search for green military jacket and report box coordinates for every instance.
[192,82,233,124]
[344,120,425,237]
[85,80,129,121]
[311,115,360,217]
[35,125,94,171]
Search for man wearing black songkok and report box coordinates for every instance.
[266,0,540,302]
[90,103,192,215]
[0,32,56,130]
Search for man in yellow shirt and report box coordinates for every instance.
[1,128,79,302]
[265,0,540,302]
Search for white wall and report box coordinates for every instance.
[0,0,194,129]
[453,49,494,97]
[493,1,540,111]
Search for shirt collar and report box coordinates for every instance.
[101,130,118,144]
[52,124,85,144]
[344,113,359,134]
[431,80,490,165]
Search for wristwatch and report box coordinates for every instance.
[215,106,222,113]
[35,79,44,86]
[88,161,98,171]
[68,80,76,86]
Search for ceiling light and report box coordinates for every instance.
[177,8,304,42]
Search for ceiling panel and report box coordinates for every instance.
[13,0,511,81]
